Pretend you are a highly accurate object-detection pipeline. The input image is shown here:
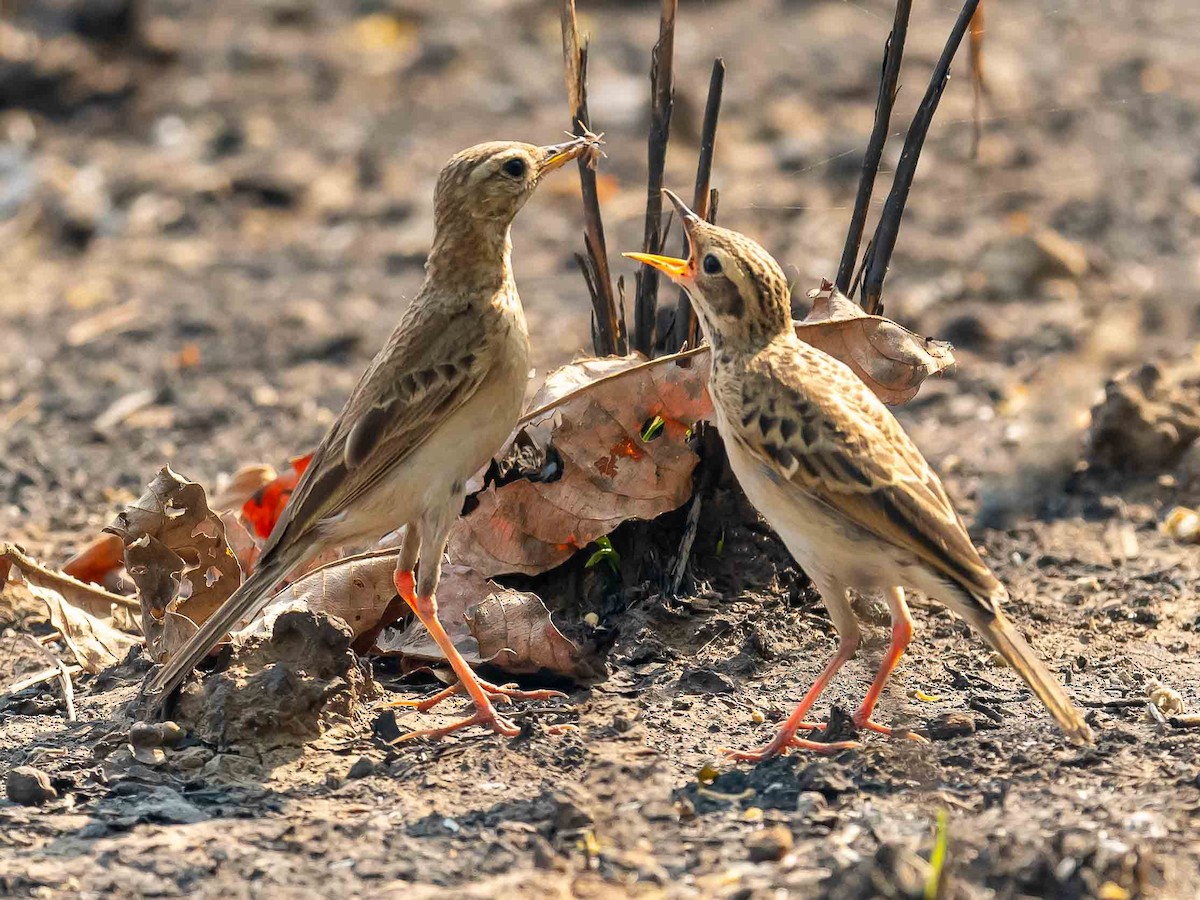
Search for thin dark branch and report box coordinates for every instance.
[670,58,725,352]
[835,0,911,296]
[861,0,981,316]
[560,1,624,355]
[632,0,677,356]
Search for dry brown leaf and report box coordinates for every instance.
[61,533,125,588]
[376,564,583,679]
[449,353,712,577]
[1,543,140,626]
[36,590,139,674]
[246,549,400,641]
[104,467,243,661]
[1,544,140,673]
[796,281,955,405]
[210,463,278,512]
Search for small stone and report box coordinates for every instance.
[6,766,57,806]
[924,712,977,741]
[347,756,375,780]
[747,824,793,862]
[611,712,635,733]
[171,746,213,772]
[678,667,735,695]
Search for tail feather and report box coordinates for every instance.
[973,608,1093,745]
[143,538,313,708]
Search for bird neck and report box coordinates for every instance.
[695,305,791,361]
[425,216,515,296]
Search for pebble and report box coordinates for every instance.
[747,824,793,862]
[347,756,375,780]
[6,766,57,806]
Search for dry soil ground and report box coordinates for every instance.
[2,0,1200,897]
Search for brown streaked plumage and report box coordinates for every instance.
[626,190,1092,762]
[144,136,601,740]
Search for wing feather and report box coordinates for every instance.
[740,340,1000,606]
[262,295,490,554]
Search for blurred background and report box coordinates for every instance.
[1,0,1198,548]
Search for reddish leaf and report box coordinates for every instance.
[242,452,313,540]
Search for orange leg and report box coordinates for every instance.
[724,637,862,763]
[852,587,928,743]
[389,569,520,741]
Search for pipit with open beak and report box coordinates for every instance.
[143,135,601,739]
[625,191,1092,762]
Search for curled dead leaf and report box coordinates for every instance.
[376,564,585,680]
[61,533,126,589]
[449,354,712,577]
[210,463,278,513]
[1,544,140,673]
[796,281,955,405]
[104,467,242,661]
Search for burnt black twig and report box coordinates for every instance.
[632,0,677,355]
[860,0,982,316]
[836,0,912,296]
[560,1,624,356]
[670,58,725,352]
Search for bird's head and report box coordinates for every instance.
[434,136,599,230]
[625,190,792,352]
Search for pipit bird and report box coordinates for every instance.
[144,135,600,738]
[626,191,1093,762]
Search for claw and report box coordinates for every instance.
[391,705,520,742]
[723,733,861,764]
[855,718,929,743]
[383,678,566,713]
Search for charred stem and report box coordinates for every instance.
[560,1,624,355]
[860,0,982,316]
[632,0,677,356]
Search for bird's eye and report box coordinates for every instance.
[702,253,722,275]
[501,158,527,178]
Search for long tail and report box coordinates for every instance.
[971,607,1093,745]
[142,537,314,711]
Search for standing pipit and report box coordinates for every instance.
[144,135,600,738]
[626,191,1093,762]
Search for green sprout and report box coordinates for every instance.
[715,528,726,556]
[924,808,949,900]
[641,415,665,442]
[585,535,620,574]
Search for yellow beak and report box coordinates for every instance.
[623,251,691,281]
[540,136,596,173]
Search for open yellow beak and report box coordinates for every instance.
[623,252,691,281]
[540,135,597,173]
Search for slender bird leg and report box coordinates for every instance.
[852,586,928,743]
[384,521,565,717]
[726,580,862,763]
[390,508,524,741]
[392,586,521,740]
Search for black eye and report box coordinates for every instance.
[502,158,526,178]
[702,253,722,275]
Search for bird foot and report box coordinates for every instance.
[385,678,566,713]
[391,700,521,742]
[722,729,861,764]
[853,717,929,743]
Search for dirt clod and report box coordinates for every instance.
[173,610,379,747]
[1086,361,1200,475]
[5,765,57,806]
